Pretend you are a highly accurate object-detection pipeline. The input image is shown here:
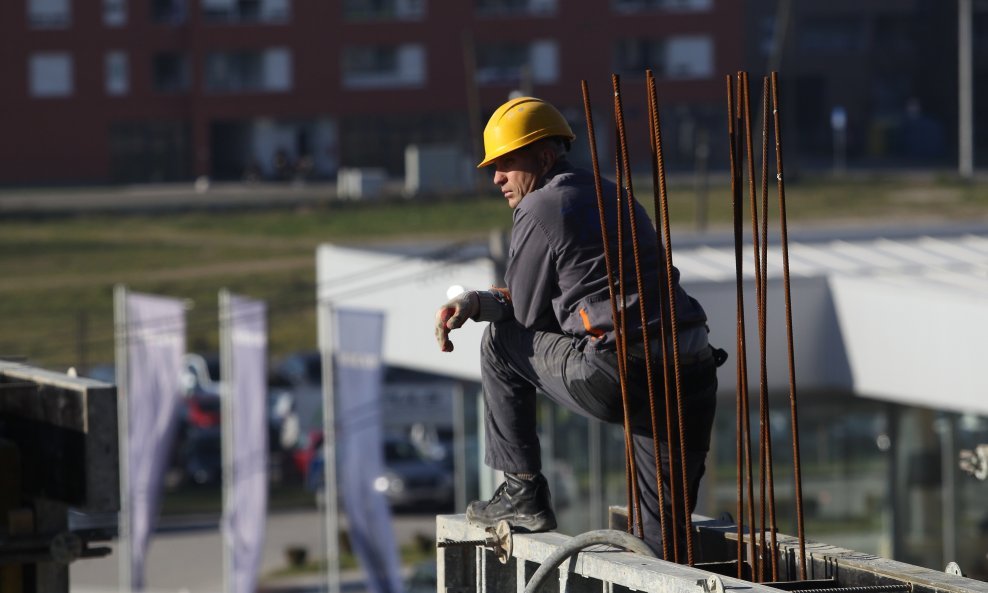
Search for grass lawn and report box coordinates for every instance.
[1,174,985,372]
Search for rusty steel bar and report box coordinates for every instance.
[741,71,768,583]
[437,539,487,548]
[646,69,685,562]
[771,71,807,580]
[615,73,662,554]
[643,68,673,562]
[727,72,757,578]
[644,75,696,567]
[789,587,912,593]
[612,105,637,534]
[581,80,638,542]
[737,72,758,581]
[612,73,645,537]
[724,74,744,578]
[760,74,780,583]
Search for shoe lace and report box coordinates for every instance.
[487,481,508,503]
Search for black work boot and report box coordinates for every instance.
[466,473,557,533]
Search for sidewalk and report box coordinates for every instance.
[69,509,436,593]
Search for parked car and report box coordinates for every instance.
[269,351,324,452]
[181,426,222,486]
[302,432,454,512]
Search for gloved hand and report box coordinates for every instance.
[435,291,479,352]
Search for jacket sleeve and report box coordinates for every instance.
[505,209,559,330]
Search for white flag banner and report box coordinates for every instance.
[334,307,403,593]
[221,293,268,593]
[124,291,186,590]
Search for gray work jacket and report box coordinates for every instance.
[484,159,707,353]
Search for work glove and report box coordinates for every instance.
[435,291,480,352]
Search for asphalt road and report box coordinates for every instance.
[69,508,437,593]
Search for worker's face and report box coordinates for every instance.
[491,144,553,209]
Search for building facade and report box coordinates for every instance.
[744,0,988,170]
[0,0,742,185]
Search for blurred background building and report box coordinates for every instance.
[7,0,982,185]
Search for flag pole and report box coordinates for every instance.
[219,289,235,593]
[319,299,341,593]
[114,284,132,592]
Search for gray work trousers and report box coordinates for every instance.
[479,319,718,558]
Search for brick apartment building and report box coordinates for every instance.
[0,0,743,185]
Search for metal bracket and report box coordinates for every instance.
[437,519,514,565]
[959,444,988,481]
[697,574,726,593]
[487,520,514,565]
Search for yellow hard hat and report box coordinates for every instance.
[477,96,575,168]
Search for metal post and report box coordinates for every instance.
[589,419,603,530]
[959,0,974,179]
[219,289,234,593]
[937,415,957,567]
[317,301,341,593]
[453,382,467,512]
[113,284,132,593]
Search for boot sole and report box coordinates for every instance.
[466,509,557,533]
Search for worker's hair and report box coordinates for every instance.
[534,136,570,159]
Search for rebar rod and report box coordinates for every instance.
[741,71,768,583]
[789,587,912,593]
[613,113,636,535]
[612,73,645,537]
[642,68,672,562]
[646,70,689,563]
[727,72,757,578]
[725,74,744,578]
[582,79,638,540]
[771,70,807,580]
[760,74,780,583]
[738,72,759,581]
[437,539,487,548]
[644,73,695,567]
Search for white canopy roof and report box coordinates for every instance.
[316,229,988,416]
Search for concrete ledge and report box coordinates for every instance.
[437,514,780,593]
[437,514,988,593]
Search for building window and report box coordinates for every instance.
[204,48,292,93]
[614,35,712,80]
[151,0,187,24]
[342,44,425,89]
[343,0,424,21]
[104,0,127,25]
[29,53,73,98]
[475,40,558,86]
[202,0,291,24]
[105,51,129,95]
[475,0,555,17]
[613,0,711,12]
[152,52,190,93]
[800,17,864,55]
[28,0,71,28]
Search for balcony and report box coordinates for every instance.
[475,0,556,17]
[204,48,293,93]
[343,0,425,22]
[28,0,71,28]
[342,44,425,90]
[613,0,712,14]
[201,0,291,24]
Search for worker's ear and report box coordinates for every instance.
[538,145,555,174]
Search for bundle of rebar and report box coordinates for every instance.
[579,70,807,579]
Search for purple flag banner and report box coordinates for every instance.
[334,308,403,593]
[222,293,268,593]
[124,291,186,589]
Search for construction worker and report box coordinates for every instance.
[434,96,722,557]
